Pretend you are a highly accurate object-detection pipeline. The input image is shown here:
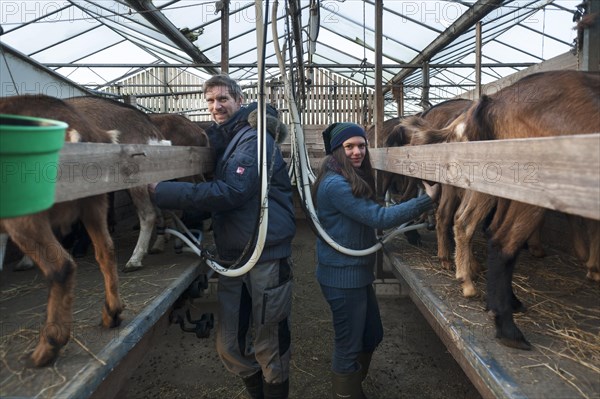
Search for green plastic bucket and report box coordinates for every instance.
[0,114,67,218]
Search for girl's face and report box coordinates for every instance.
[342,136,367,168]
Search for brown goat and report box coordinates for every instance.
[366,116,426,245]
[399,99,473,272]
[147,113,210,253]
[453,70,600,350]
[65,96,169,272]
[0,94,123,367]
[366,117,416,202]
[404,99,546,298]
[149,113,209,148]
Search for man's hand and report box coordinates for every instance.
[148,182,159,198]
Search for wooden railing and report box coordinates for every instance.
[45,132,599,221]
[370,133,600,221]
[51,144,213,203]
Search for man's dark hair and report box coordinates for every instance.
[203,74,243,102]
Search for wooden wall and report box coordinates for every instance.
[102,68,374,127]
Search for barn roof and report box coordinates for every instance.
[0,0,581,115]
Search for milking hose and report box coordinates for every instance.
[271,0,427,257]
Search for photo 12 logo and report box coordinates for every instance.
[0,161,141,185]
[1,1,132,25]
[399,160,539,185]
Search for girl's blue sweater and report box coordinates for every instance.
[316,172,433,288]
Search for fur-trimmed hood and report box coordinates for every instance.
[247,109,288,144]
[206,102,288,160]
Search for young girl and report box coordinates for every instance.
[312,122,439,398]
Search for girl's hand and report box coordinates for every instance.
[423,181,440,202]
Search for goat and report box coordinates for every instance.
[0,94,123,367]
[147,113,210,253]
[451,71,600,349]
[65,96,169,272]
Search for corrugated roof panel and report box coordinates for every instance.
[0,0,581,112]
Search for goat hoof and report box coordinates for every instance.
[497,336,532,350]
[27,345,60,368]
[102,306,123,328]
[494,316,531,350]
[511,297,527,313]
[122,263,143,273]
[102,314,123,328]
[528,247,546,258]
[585,270,600,282]
[440,259,453,270]
[461,282,477,298]
[14,262,35,271]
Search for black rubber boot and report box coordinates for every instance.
[331,369,366,399]
[263,378,289,399]
[242,371,264,399]
[357,352,373,381]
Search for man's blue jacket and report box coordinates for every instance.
[154,104,296,263]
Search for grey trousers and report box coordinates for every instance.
[216,257,293,384]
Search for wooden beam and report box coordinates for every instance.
[420,63,430,109]
[374,0,383,148]
[370,134,600,220]
[392,83,404,117]
[52,143,214,203]
[580,0,600,71]
[475,21,482,99]
[374,0,389,280]
[221,0,230,74]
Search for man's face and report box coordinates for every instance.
[205,85,242,124]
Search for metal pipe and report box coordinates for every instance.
[43,62,537,69]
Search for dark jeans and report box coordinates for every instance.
[320,283,383,374]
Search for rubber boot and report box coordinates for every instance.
[263,378,289,399]
[357,352,373,381]
[331,369,366,399]
[242,371,264,399]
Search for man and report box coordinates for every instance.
[151,74,296,399]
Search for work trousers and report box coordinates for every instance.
[216,257,293,384]
[320,283,383,374]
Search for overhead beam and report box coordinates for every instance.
[384,0,505,94]
[124,0,219,75]
[43,63,537,69]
